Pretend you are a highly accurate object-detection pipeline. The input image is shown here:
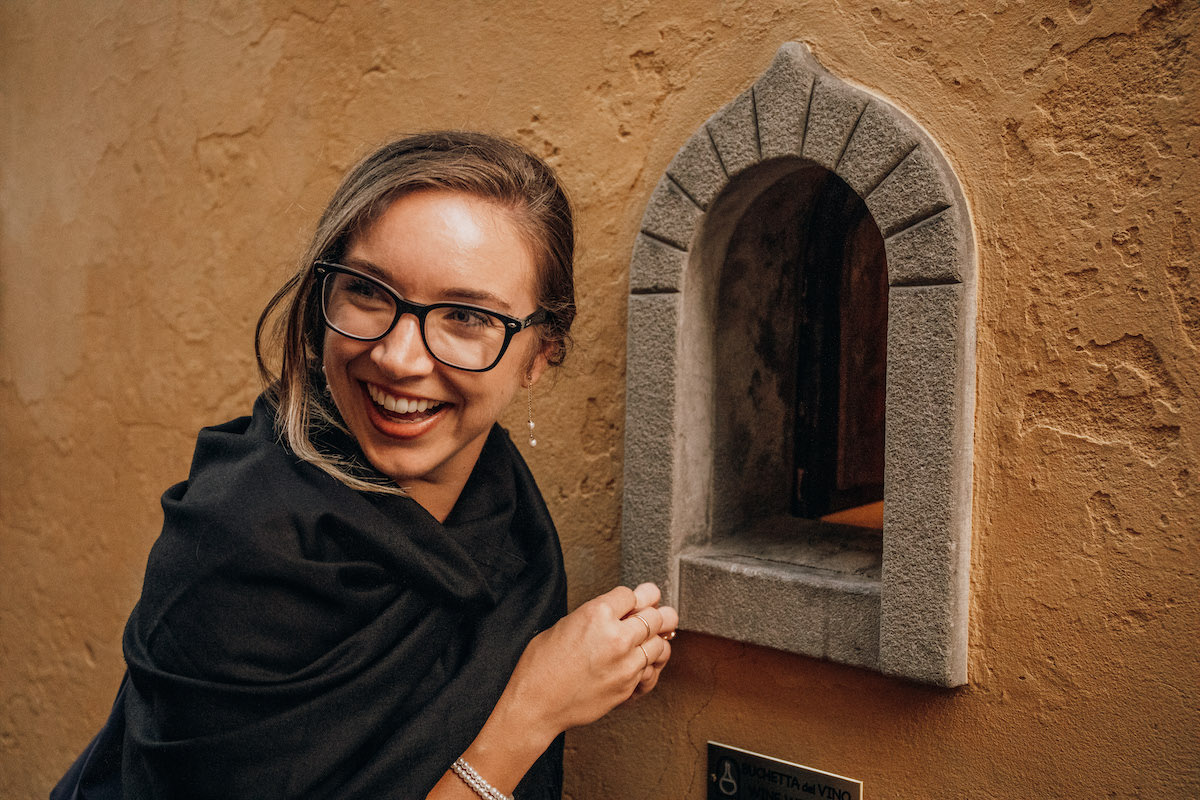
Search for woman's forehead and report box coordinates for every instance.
[346,190,538,310]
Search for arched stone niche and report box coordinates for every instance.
[620,42,977,686]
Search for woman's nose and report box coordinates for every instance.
[370,314,436,376]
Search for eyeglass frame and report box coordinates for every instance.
[313,261,549,373]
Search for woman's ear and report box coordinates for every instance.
[523,342,553,388]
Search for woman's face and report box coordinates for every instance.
[322,189,548,507]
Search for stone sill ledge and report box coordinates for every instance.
[678,519,882,671]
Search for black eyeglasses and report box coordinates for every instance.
[314,261,547,372]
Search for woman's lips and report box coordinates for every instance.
[366,383,446,415]
[361,382,449,439]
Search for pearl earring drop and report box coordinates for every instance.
[526,382,537,447]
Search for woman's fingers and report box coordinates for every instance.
[637,630,666,664]
[623,606,664,645]
[583,583,674,674]
[651,636,671,667]
[594,583,675,643]
[657,604,679,637]
[631,582,661,611]
[634,642,652,673]
[594,585,640,618]
[625,603,678,647]
[634,639,671,695]
[630,632,668,688]
[628,612,652,639]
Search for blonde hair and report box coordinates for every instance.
[255,131,576,492]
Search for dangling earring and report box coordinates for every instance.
[526,379,537,447]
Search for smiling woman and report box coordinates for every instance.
[52,132,677,800]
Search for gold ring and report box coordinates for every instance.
[661,630,676,641]
[631,613,652,640]
[637,643,650,669]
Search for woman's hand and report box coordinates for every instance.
[505,582,678,739]
[429,583,678,798]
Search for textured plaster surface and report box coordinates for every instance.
[2,1,1197,798]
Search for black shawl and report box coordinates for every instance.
[53,396,566,799]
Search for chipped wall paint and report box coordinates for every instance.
[2,1,1196,797]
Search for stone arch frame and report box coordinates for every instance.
[620,42,977,686]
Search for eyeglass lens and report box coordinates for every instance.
[322,271,509,370]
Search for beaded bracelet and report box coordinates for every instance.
[450,757,512,800]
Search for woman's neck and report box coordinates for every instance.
[404,481,464,524]
[396,435,489,523]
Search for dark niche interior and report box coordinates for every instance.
[710,162,887,540]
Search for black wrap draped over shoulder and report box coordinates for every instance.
[53,396,566,799]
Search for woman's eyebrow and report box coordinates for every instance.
[339,257,390,282]
[441,288,514,313]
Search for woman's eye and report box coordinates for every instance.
[346,278,384,300]
[446,307,496,328]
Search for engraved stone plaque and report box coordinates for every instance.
[707,742,863,800]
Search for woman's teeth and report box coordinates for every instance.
[367,385,444,414]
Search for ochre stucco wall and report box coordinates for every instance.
[2,1,1196,797]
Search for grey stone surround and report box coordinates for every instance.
[621,42,977,687]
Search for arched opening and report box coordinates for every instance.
[709,162,886,540]
[791,171,886,527]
